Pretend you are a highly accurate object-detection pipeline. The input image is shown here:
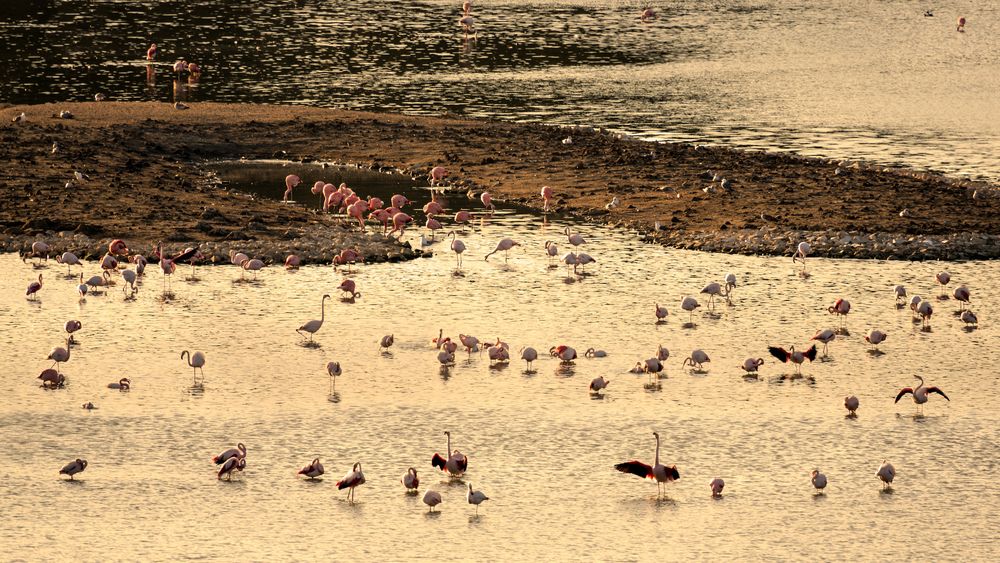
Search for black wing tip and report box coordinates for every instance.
[768,346,788,362]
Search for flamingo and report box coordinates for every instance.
[327,362,342,393]
[429,166,449,186]
[65,320,82,345]
[564,227,586,246]
[541,186,554,212]
[828,299,851,330]
[311,180,325,196]
[700,282,730,310]
[146,43,157,60]
[108,239,129,257]
[444,231,466,269]
[936,271,951,298]
[419,198,443,218]
[916,300,933,328]
[432,431,468,476]
[181,350,206,383]
[297,294,331,342]
[229,250,249,268]
[121,269,137,296]
[908,295,923,321]
[337,462,366,503]
[241,258,265,280]
[544,241,559,265]
[56,252,82,276]
[811,328,836,357]
[156,244,198,290]
[38,369,65,388]
[454,210,472,231]
[423,490,443,512]
[458,334,479,354]
[589,376,610,394]
[132,254,147,276]
[845,395,859,415]
[284,255,301,269]
[550,345,577,363]
[957,16,966,32]
[895,375,949,412]
[21,241,51,264]
[390,194,410,209]
[792,241,810,270]
[682,349,711,371]
[562,252,579,275]
[894,285,907,305]
[742,357,764,375]
[389,212,413,238]
[459,3,476,37]
[709,478,725,498]
[656,345,670,362]
[402,467,420,491]
[654,303,668,322]
[520,347,538,371]
[425,215,444,241]
[333,249,363,273]
[484,238,520,262]
[585,348,608,358]
[467,484,489,514]
[213,443,247,465]
[576,253,596,274]
[47,337,72,372]
[480,192,494,213]
[614,432,680,498]
[953,286,971,310]
[218,457,246,481]
[378,334,394,352]
[724,273,737,303]
[438,350,455,365]
[298,458,325,479]
[865,329,887,351]
[106,377,130,390]
[25,274,43,300]
[961,310,978,327]
[811,469,828,492]
[338,279,361,299]
[640,6,657,21]
[768,344,817,375]
[82,271,111,293]
[60,459,88,480]
[681,296,701,323]
[876,461,895,490]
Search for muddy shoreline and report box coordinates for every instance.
[2,102,998,262]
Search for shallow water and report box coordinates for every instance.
[1,0,998,180]
[2,168,998,559]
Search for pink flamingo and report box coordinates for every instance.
[65,320,82,345]
[347,200,368,231]
[146,43,157,61]
[425,215,444,240]
[768,344,817,375]
[957,16,966,32]
[187,62,201,76]
[953,285,971,310]
[455,210,472,229]
[333,249,363,273]
[459,2,476,37]
[484,238,520,261]
[480,192,494,213]
[389,212,413,238]
[26,274,43,300]
[38,369,65,388]
[655,303,668,322]
[429,166,449,186]
[155,243,199,292]
[640,7,657,21]
[423,199,446,217]
[402,468,420,491]
[283,174,301,203]
[299,458,325,479]
[56,252,82,276]
[21,241,51,264]
[431,431,468,477]
[132,254,147,276]
[449,231,466,268]
[828,298,851,330]
[895,375,949,412]
[213,442,245,465]
[108,239,129,257]
[369,209,392,233]
[218,457,246,481]
[541,186,554,211]
[615,432,680,498]
[284,254,301,269]
[367,196,384,210]
[311,180,325,195]
[241,258,265,280]
[390,194,410,209]
[47,337,72,372]
[338,279,361,299]
[336,462,366,504]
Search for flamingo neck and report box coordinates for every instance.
[320,297,326,322]
[446,433,452,455]
[654,434,660,465]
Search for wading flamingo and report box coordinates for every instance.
[284,255,301,269]
[337,462,366,504]
[589,376,610,394]
[218,457,246,481]
[297,295,331,342]
[541,186,554,211]
[379,334,394,352]
[655,303,668,322]
[811,328,836,357]
[402,468,420,491]
[682,349,711,371]
[447,231,466,269]
[338,279,361,299]
[47,337,71,372]
[423,490,443,512]
[811,469,827,492]
[844,395,859,415]
[328,361,342,393]
[56,252,82,276]
[876,461,895,490]
[484,238,520,262]
[828,298,851,330]
[181,350,206,383]
[107,377,130,390]
[768,344,817,375]
[935,271,951,298]
[60,459,88,480]
[894,375,949,412]
[298,458,325,479]
[953,285,971,310]
[865,329,886,352]
[429,166,449,186]
[213,443,246,465]
[710,478,725,498]
[241,258,265,280]
[681,296,701,323]
[431,431,468,477]
[615,432,680,498]
[65,320,82,345]
[793,242,810,273]
[480,192,494,213]
[26,274,43,300]
[146,43,157,60]
[742,357,764,376]
[467,483,489,514]
[521,347,538,371]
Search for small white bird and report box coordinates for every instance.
[467,483,489,514]
[423,490,443,512]
[174,101,190,110]
[811,469,828,492]
[562,136,573,145]
[606,196,620,210]
[876,461,895,490]
[60,458,88,480]
[94,93,107,102]
[11,112,26,123]
[74,171,90,182]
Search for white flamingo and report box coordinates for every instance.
[484,238,520,262]
[181,350,206,383]
[337,462,366,504]
[448,231,466,268]
[297,294,331,342]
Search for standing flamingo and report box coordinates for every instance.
[865,329,887,352]
[935,271,951,298]
[681,296,701,323]
[741,357,764,376]
[56,252,82,276]
[218,457,246,481]
[614,432,681,498]
[811,469,828,493]
[213,443,246,465]
[654,303,668,322]
[146,43,157,60]
[181,350,206,383]
[25,274,43,300]
[241,258,265,280]
[953,286,971,310]
[768,344,817,375]
[589,376,610,394]
[337,462,366,503]
[284,255,301,269]
[916,300,933,329]
[337,279,361,299]
[425,215,444,240]
[445,231,466,269]
[379,334,394,352]
[895,375,949,412]
[682,349,711,371]
[541,186,554,212]
[544,241,559,265]
[960,310,978,327]
[429,166,449,186]
[484,238,520,262]
[298,458,325,479]
[333,249,363,273]
[792,242,810,274]
[828,298,851,330]
[700,282,730,310]
[844,395,860,415]
[47,337,72,372]
[550,345,577,363]
[297,294,331,342]
[894,285,907,305]
[467,484,489,514]
[60,459,88,480]
[710,478,725,498]
[480,192,494,213]
[520,347,538,371]
[431,431,468,477]
[876,461,895,490]
[65,320,82,345]
[423,490,443,512]
[389,212,413,238]
[564,227,586,246]
[283,174,301,202]
[402,468,420,492]
[327,361,342,394]
[121,269,137,297]
[459,3,476,37]
[810,328,836,357]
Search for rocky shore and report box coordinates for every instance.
[1,102,997,262]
